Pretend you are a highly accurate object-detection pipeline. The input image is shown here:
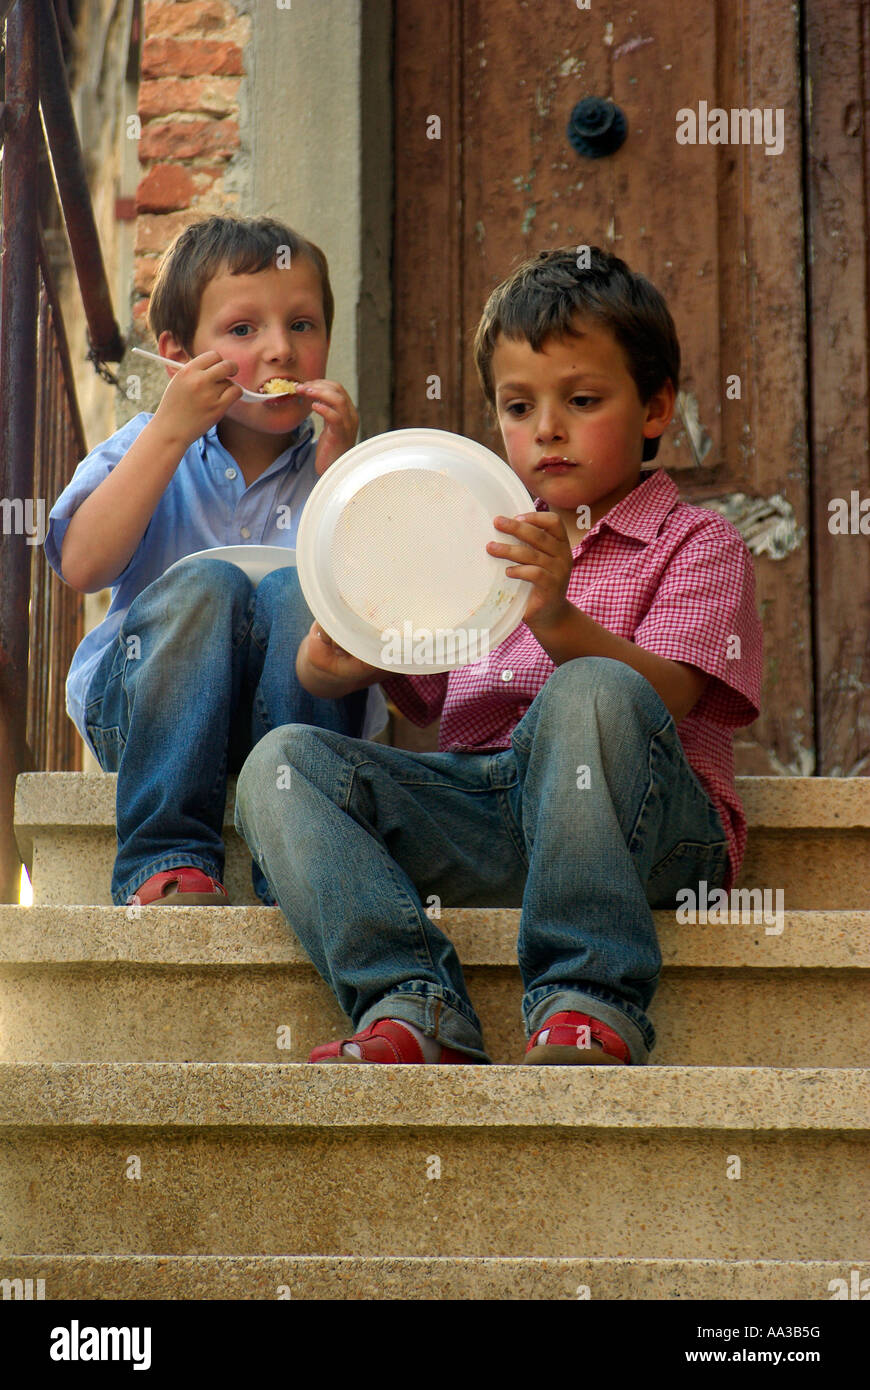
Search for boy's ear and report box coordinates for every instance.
[642,378,676,444]
[157,330,191,365]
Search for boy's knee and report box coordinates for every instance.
[254,564,311,631]
[541,657,666,729]
[256,564,302,603]
[545,655,645,697]
[160,555,253,607]
[237,723,324,803]
[238,726,294,799]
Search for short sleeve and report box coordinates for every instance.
[44,413,153,584]
[632,515,763,728]
[380,673,449,728]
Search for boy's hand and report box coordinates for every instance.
[295,380,359,475]
[153,350,243,448]
[303,620,381,687]
[487,511,575,631]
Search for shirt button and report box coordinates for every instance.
[225,467,237,480]
[500,669,514,683]
[239,526,252,539]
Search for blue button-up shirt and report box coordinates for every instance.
[45,411,386,747]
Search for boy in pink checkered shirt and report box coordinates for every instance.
[235,245,763,1066]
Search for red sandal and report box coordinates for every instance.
[522,1010,631,1066]
[127,867,229,907]
[309,1018,472,1064]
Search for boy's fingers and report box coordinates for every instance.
[204,358,238,379]
[495,512,565,538]
[312,624,344,653]
[488,540,558,567]
[503,563,552,585]
[491,519,561,554]
[295,379,341,395]
[296,380,355,410]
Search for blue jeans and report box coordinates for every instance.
[234,657,730,1064]
[84,557,368,905]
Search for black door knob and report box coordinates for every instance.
[567,98,628,158]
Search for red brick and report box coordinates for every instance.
[136,163,195,212]
[144,1,229,37]
[138,76,239,119]
[142,38,243,79]
[190,165,225,195]
[134,257,160,295]
[139,117,240,160]
[135,211,198,255]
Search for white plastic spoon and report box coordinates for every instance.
[131,346,299,402]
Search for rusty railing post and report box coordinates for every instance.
[0,0,40,901]
[37,0,125,364]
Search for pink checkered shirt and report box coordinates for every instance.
[381,467,763,891]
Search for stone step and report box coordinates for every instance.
[1,1064,867,1260]
[1,905,868,1066]
[14,774,870,908]
[0,1254,867,1300]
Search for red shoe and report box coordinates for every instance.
[522,1010,631,1066]
[309,1018,472,1064]
[127,868,229,907]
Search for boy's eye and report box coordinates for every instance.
[291,320,313,332]
[228,324,252,337]
[503,395,599,416]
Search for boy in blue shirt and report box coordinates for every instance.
[46,215,384,907]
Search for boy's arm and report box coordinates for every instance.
[61,351,242,592]
[525,606,707,723]
[61,416,191,592]
[296,622,386,698]
[488,509,710,724]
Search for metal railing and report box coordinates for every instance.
[0,0,125,900]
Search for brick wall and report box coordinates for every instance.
[133,0,251,333]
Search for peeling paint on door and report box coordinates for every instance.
[676,390,714,466]
[614,35,655,61]
[700,492,806,560]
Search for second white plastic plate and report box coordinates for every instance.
[165,545,296,588]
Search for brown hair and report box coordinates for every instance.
[147,214,334,352]
[472,245,680,461]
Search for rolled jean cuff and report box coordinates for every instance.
[357,982,492,1064]
[113,852,223,907]
[524,989,652,1066]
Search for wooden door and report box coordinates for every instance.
[393,0,825,775]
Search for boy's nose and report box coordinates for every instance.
[535,405,567,441]
[263,329,296,360]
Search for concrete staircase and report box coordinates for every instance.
[1,772,868,1300]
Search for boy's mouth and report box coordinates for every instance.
[537,456,577,472]
[258,377,300,395]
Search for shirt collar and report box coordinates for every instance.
[535,467,680,548]
[198,416,316,473]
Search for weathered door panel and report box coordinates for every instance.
[805,0,870,776]
[394,0,817,775]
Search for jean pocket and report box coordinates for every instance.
[646,837,730,908]
[85,721,125,772]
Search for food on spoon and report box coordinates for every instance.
[260,377,299,395]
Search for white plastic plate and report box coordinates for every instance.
[165,545,296,588]
[295,428,533,673]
